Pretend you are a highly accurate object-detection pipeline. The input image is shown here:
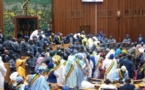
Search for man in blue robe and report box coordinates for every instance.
[110,66,129,83]
[65,59,78,89]
[28,65,50,90]
[15,76,26,90]
[75,54,87,89]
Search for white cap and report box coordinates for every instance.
[10,72,18,81]
[139,48,144,53]
[121,66,127,72]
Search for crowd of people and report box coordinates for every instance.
[0,27,145,90]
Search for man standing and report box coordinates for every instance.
[26,52,36,74]
[45,24,51,37]
[120,54,134,78]
[0,30,4,43]
[102,54,117,80]
[65,59,78,89]
[0,57,7,89]
[28,66,50,90]
[3,36,14,58]
[53,55,65,85]
[137,59,145,79]
[20,36,30,56]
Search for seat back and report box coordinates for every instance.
[101,89,117,90]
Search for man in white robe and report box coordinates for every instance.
[93,53,101,78]
[30,29,45,40]
[88,37,93,49]
[102,54,117,80]
[0,57,7,89]
[53,55,65,85]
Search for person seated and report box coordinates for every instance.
[49,33,56,44]
[45,24,51,37]
[55,32,63,44]
[110,66,129,83]
[9,72,19,90]
[99,79,117,90]
[107,35,116,44]
[137,34,145,44]
[15,76,26,90]
[120,78,135,90]
[122,34,131,46]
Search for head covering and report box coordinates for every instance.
[62,86,70,90]
[76,54,83,59]
[41,52,45,57]
[126,34,129,37]
[139,48,144,53]
[36,57,44,66]
[121,66,127,72]
[122,49,127,54]
[10,72,19,81]
[52,55,61,64]
[48,62,54,69]
[141,42,144,45]
[16,76,23,83]
[24,35,29,39]
[106,48,110,52]
[16,59,23,67]
[109,54,114,59]
[12,54,16,58]
[35,65,45,74]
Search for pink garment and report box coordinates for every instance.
[36,57,44,67]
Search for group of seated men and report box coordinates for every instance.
[0,29,145,90]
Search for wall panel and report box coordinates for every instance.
[97,0,119,40]
[53,0,96,36]
[0,0,3,33]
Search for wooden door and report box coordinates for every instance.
[15,16,38,38]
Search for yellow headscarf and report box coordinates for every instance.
[16,59,23,67]
[16,59,26,78]
[52,55,61,65]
